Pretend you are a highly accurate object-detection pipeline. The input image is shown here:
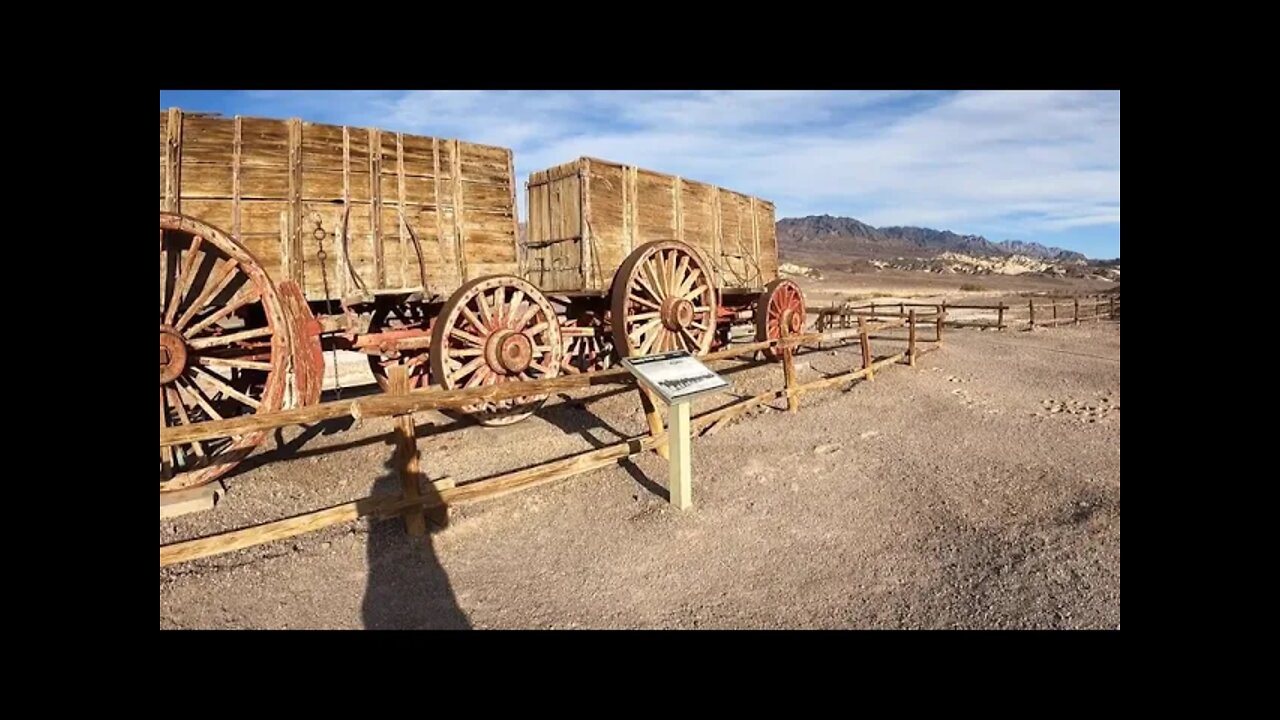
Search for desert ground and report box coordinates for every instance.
[159,276,1120,630]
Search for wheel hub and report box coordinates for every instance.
[662,297,695,331]
[486,330,533,375]
[159,325,188,385]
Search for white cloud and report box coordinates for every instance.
[211,90,1119,251]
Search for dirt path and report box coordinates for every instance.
[160,322,1120,629]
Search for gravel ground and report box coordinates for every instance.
[159,320,1120,629]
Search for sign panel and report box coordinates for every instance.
[620,350,729,405]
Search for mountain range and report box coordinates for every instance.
[776,215,1094,262]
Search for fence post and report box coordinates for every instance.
[870,301,876,318]
[899,301,905,316]
[389,365,428,538]
[908,310,917,367]
[997,303,1005,330]
[1074,298,1080,325]
[1053,302,1058,321]
[1029,299,1036,328]
[936,309,945,345]
[858,316,874,380]
[782,327,799,413]
[1109,296,1115,319]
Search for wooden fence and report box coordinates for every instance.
[160,313,936,567]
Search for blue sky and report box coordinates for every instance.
[160,90,1120,258]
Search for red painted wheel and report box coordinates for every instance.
[367,303,433,392]
[159,212,289,492]
[429,276,563,426]
[610,241,717,358]
[756,279,806,361]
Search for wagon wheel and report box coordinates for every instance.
[610,241,718,358]
[755,279,807,361]
[560,312,614,374]
[367,303,432,392]
[159,212,289,492]
[429,276,563,426]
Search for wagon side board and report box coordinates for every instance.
[524,157,778,294]
[160,109,520,303]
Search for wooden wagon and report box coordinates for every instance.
[159,110,805,493]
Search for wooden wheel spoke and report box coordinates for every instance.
[628,295,661,311]
[160,388,175,475]
[450,328,486,346]
[192,365,262,410]
[683,285,708,301]
[465,365,491,389]
[448,356,487,383]
[508,290,525,326]
[476,291,494,328]
[679,326,700,350]
[166,387,206,458]
[176,259,240,331]
[184,289,261,340]
[449,347,483,358]
[628,311,660,322]
[515,302,542,330]
[166,236,204,325]
[187,326,273,350]
[633,272,663,305]
[197,356,274,372]
[678,267,702,296]
[460,305,486,335]
[629,319,660,344]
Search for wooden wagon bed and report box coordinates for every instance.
[160,109,520,303]
[525,157,779,296]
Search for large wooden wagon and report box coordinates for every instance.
[159,111,805,493]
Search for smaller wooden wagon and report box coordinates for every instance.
[525,156,806,366]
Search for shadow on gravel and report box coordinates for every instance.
[361,446,470,630]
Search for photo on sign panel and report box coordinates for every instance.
[622,351,729,405]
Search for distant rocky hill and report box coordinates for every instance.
[778,215,1089,261]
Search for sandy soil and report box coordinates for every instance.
[160,316,1120,630]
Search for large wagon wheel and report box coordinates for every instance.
[159,212,289,492]
[755,279,807,361]
[611,241,718,358]
[429,276,563,426]
[367,302,432,391]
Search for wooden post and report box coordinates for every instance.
[1052,302,1058,321]
[899,302,905,317]
[997,303,1005,330]
[668,402,692,510]
[640,388,669,460]
[389,366,428,538]
[1095,301,1102,321]
[1109,296,1115,319]
[936,310,945,345]
[870,302,876,318]
[858,316,874,380]
[782,330,799,413]
[908,310,917,367]
[1074,298,1080,325]
[1029,299,1036,328]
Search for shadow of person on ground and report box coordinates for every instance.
[361,442,471,630]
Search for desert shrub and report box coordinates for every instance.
[959,283,988,292]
